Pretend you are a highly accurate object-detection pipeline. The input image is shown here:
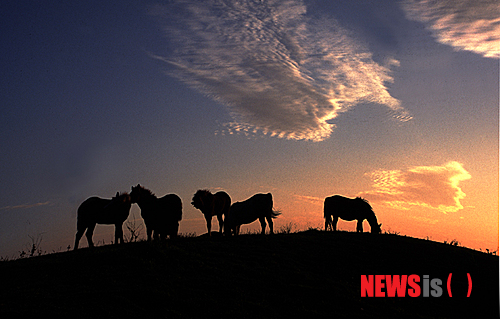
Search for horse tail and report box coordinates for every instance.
[177,199,183,221]
[323,197,333,230]
[76,201,89,231]
[271,209,281,219]
[76,215,84,232]
[174,195,183,221]
[265,193,280,218]
[323,197,331,219]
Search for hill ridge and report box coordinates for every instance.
[1,231,498,318]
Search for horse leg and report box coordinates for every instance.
[115,224,124,244]
[324,215,332,231]
[205,214,212,236]
[266,215,274,234]
[259,217,267,235]
[74,227,86,250]
[86,224,96,248]
[146,224,153,242]
[217,214,224,234]
[332,216,339,231]
[357,220,363,232]
[170,222,179,239]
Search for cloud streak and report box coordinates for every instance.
[149,0,411,141]
[293,194,324,206]
[401,0,500,59]
[360,161,471,213]
[0,202,51,211]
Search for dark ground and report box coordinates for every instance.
[0,230,498,318]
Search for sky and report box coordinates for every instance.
[0,0,498,257]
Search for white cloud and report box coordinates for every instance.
[360,161,471,213]
[402,0,500,59]
[149,0,411,141]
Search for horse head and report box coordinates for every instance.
[130,184,152,203]
[354,197,382,234]
[112,192,132,208]
[191,190,213,212]
[371,223,382,234]
[130,184,140,203]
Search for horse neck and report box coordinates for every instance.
[365,211,378,227]
[118,203,132,220]
[197,192,214,214]
[138,192,157,208]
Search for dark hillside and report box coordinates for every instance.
[0,231,498,318]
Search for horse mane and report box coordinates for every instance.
[355,196,369,204]
[192,189,213,209]
[113,192,131,202]
[114,191,129,197]
[194,189,212,197]
[355,197,374,212]
[136,185,156,197]
[357,197,381,233]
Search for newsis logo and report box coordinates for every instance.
[361,274,472,297]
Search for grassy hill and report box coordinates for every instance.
[0,230,498,318]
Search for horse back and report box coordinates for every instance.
[158,194,183,221]
[324,195,371,221]
[214,191,231,216]
[230,193,273,224]
[77,196,131,225]
[77,197,110,219]
[79,196,108,208]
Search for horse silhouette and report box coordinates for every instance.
[74,192,132,250]
[324,195,381,233]
[191,189,231,235]
[224,193,280,236]
[130,184,182,241]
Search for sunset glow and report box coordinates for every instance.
[0,0,498,257]
[362,161,472,213]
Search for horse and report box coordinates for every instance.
[130,184,183,241]
[74,192,132,250]
[191,189,231,236]
[224,193,280,236]
[323,195,381,234]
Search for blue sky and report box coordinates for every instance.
[0,0,498,257]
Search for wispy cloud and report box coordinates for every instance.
[409,216,439,225]
[149,0,411,141]
[293,194,324,206]
[0,202,51,211]
[360,161,471,213]
[401,0,500,59]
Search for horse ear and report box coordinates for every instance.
[116,192,119,197]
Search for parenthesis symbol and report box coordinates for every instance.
[467,273,472,297]
[447,273,453,297]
